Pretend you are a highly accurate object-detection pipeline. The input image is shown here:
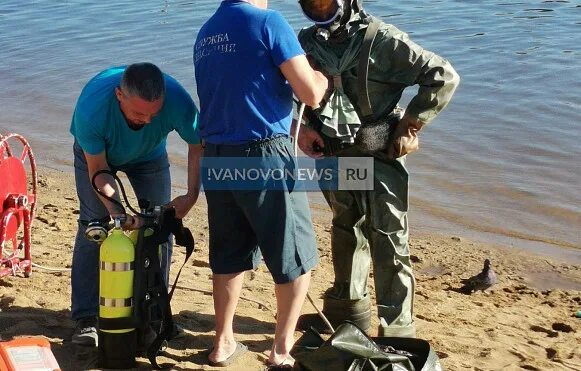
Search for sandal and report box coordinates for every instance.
[207,341,248,367]
[264,357,294,370]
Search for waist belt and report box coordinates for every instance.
[320,136,354,156]
[203,134,289,151]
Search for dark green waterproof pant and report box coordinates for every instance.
[322,146,415,336]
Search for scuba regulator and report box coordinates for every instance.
[85,219,110,244]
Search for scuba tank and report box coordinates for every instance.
[98,217,137,369]
[86,170,196,369]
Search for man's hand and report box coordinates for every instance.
[168,143,202,219]
[112,214,144,230]
[387,115,423,159]
[298,125,325,158]
[167,193,198,219]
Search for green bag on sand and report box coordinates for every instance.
[291,322,443,371]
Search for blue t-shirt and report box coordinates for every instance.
[194,1,304,145]
[70,66,200,166]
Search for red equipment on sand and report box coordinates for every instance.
[0,133,37,278]
[0,336,60,371]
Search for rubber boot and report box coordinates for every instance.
[297,295,371,334]
[322,295,371,332]
[377,322,417,338]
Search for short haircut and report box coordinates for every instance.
[120,63,165,101]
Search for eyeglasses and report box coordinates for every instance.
[299,0,344,25]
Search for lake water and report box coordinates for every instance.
[0,0,579,262]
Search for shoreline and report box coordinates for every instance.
[38,154,581,267]
[0,167,579,370]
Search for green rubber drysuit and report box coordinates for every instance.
[299,16,459,337]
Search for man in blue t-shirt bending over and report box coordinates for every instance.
[69,63,202,346]
[194,0,328,368]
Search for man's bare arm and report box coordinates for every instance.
[84,151,142,229]
[280,55,328,108]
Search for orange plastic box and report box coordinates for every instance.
[0,337,60,371]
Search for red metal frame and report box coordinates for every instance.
[0,133,37,277]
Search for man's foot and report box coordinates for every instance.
[208,340,248,367]
[72,316,98,347]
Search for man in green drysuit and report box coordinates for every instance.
[296,0,460,337]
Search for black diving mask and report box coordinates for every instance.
[299,0,345,26]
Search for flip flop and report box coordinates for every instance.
[264,364,293,371]
[208,341,248,367]
[264,357,294,370]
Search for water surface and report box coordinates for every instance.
[0,0,579,261]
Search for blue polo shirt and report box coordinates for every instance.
[70,66,200,166]
[194,1,304,144]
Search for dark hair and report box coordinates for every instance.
[120,63,165,101]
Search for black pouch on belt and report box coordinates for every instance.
[354,108,404,153]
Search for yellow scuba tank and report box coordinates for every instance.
[98,220,137,369]
[129,227,153,244]
[99,226,135,333]
[87,172,182,369]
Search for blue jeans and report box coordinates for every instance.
[71,142,172,320]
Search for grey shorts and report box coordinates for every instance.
[203,136,319,284]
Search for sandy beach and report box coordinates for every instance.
[0,167,580,370]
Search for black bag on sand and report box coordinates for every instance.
[291,321,443,371]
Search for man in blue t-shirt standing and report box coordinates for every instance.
[194,0,328,368]
[69,63,202,346]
